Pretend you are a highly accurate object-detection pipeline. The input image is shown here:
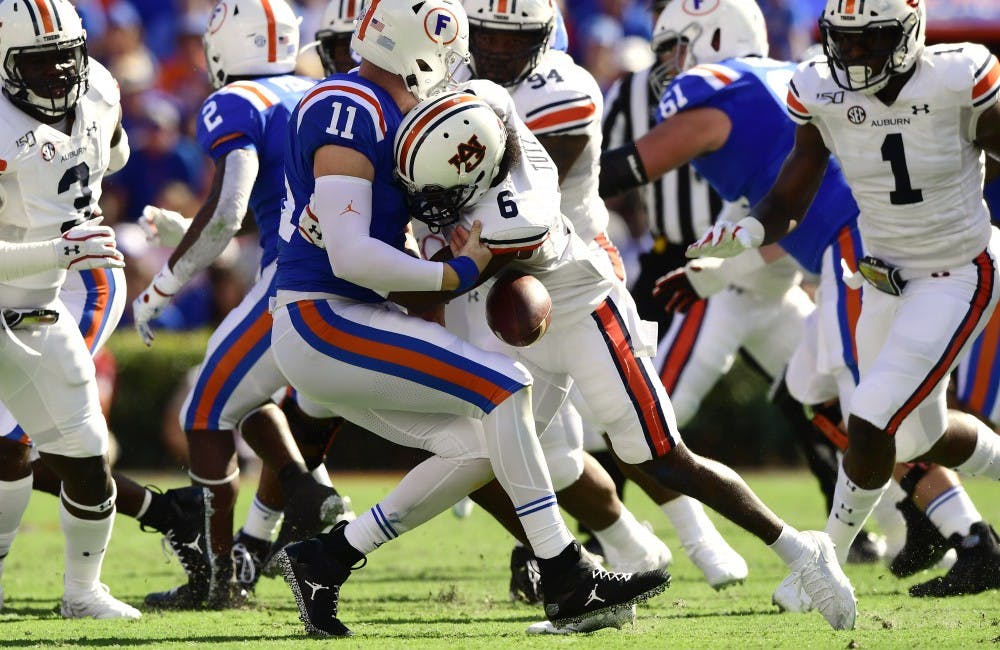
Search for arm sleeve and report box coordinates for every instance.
[170,148,259,285]
[0,239,59,281]
[316,175,444,292]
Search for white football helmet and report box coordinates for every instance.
[820,0,925,95]
[351,0,469,101]
[316,0,362,75]
[204,0,301,89]
[651,0,768,77]
[464,0,555,87]
[394,91,507,229]
[0,0,89,121]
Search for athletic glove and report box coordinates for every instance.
[297,205,325,249]
[55,217,126,271]
[132,264,183,347]
[686,217,764,259]
[653,267,700,313]
[140,205,190,248]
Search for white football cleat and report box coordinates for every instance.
[772,572,813,613]
[526,604,636,634]
[787,531,856,630]
[452,496,474,519]
[684,534,748,590]
[602,525,672,573]
[61,583,141,620]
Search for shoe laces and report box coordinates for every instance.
[590,568,633,583]
[232,543,258,586]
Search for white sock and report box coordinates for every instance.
[769,524,810,566]
[592,507,645,553]
[925,485,981,539]
[483,388,573,559]
[824,463,889,564]
[661,495,720,549]
[60,501,114,594]
[0,475,33,578]
[344,455,493,555]
[242,496,283,541]
[872,480,907,556]
[954,420,1000,479]
[311,464,333,487]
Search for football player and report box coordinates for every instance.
[133,0,348,609]
[0,0,136,619]
[687,0,1000,597]
[270,0,668,636]
[392,86,857,631]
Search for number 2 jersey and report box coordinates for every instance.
[787,44,1000,271]
[0,58,120,303]
[195,74,316,269]
[657,56,859,275]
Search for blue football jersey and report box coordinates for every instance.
[196,75,315,268]
[986,176,1000,223]
[276,72,408,301]
[657,57,859,274]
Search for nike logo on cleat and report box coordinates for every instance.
[305,580,330,600]
[584,586,605,607]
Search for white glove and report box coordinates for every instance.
[132,264,183,347]
[297,204,325,249]
[140,205,190,248]
[686,217,765,259]
[54,217,126,271]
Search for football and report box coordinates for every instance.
[486,271,552,347]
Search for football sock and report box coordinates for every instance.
[954,420,1000,479]
[60,501,114,594]
[592,507,646,555]
[344,456,493,555]
[768,525,810,566]
[824,463,889,565]
[0,475,32,578]
[872,480,907,557]
[242,496,283,541]
[925,485,980,539]
[661,495,720,548]
[482,388,573,560]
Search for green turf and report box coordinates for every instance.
[1,470,997,648]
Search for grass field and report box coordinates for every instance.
[1,469,997,648]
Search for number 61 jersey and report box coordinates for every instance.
[0,58,121,294]
[787,44,1000,271]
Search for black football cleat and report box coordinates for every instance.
[910,522,1000,597]
[142,486,214,584]
[263,483,347,577]
[278,531,358,637]
[540,541,670,630]
[144,580,207,610]
[233,529,271,593]
[509,545,543,605]
[846,529,884,564]
[890,497,950,578]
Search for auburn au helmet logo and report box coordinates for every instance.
[449,134,487,172]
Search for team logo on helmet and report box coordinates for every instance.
[448,135,487,173]
[683,0,720,15]
[425,8,461,45]
[208,2,228,34]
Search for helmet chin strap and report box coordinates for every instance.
[847,63,891,95]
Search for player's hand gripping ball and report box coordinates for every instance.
[486,271,552,347]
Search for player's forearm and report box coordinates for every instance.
[168,149,257,285]
[0,239,61,281]
[598,142,648,199]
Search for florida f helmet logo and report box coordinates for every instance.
[448,134,487,173]
[425,8,460,45]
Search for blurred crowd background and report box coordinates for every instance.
[82,0,1000,471]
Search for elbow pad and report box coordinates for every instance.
[599,142,648,199]
[107,127,130,173]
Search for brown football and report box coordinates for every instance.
[486,271,552,347]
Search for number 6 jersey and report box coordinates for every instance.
[0,58,121,297]
[787,44,1000,271]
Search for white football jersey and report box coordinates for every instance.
[787,44,1000,270]
[508,50,609,243]
[461,80,615,329]
[0,58,121,301]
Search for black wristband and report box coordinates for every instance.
[599,142,649,199]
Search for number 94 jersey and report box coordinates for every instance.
[787,44,1000,271]
[0,58,121,292]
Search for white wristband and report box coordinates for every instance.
[151,263,184,297]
